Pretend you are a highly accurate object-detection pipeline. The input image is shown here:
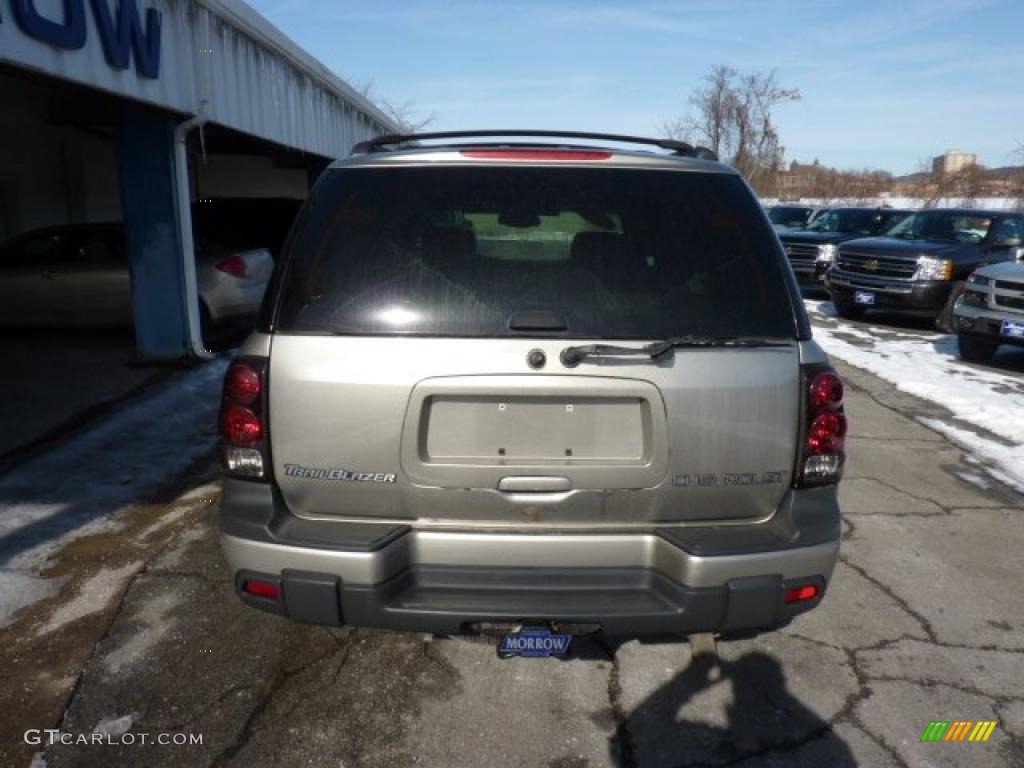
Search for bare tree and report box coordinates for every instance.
[1012,142,1024,211]
[354,79,434,133]
[666,66,800,194]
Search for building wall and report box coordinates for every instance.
[932,150,977,176]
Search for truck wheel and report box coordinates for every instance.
[957,334,997,363]
[833,299,866,321]
[935,281,965,333]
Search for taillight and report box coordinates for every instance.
[796,366,847,487]
[225,362,261,405]
[219,357,269,480]
[216,254,249,278]
[219,404,262,445]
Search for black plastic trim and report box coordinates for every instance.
[234,565,829,636]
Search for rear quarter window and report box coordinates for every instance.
[272,165,799,340]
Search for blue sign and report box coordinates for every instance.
[3,0,162,78]
[498,627,572,659]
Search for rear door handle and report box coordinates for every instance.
[497,476,572,493]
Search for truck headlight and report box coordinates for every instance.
[961,289,987,307]
[915,256,953,281]
[816,244,838,263]
[967,272,991,286]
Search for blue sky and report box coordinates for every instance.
[248,0,1024,175]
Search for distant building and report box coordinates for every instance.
[932,149,977,176]
[777,159,821,196]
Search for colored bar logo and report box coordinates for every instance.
[921,721,997,742]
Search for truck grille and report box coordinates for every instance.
[783,243,819,269]
[835,251,916,280]
[994,280,1024,292]
[995,294,1024,311]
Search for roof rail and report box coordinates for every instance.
[350,130,718,160]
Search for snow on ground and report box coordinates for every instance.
[38,562,143,636]
[0,359,227,628]
[100,590,186,676]
[806,300,1024,492]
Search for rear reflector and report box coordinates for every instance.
[785,584,819,604]
[243,580,280,600]
[216,254,250,278]
[460,149,612,161]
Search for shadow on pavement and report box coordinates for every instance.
[930,336,1024,374]
[610,651,856,767]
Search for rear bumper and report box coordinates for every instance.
[220,479,841,636]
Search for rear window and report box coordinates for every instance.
[274,166,797,339]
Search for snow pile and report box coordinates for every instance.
[0,360,227,627]
[806,300,1024,491]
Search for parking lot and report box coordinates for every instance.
[0,302,1019,768]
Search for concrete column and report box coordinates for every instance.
[115,106,193,360]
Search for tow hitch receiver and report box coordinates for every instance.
[498,625,572,659]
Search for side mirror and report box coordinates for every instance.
[1012,245,1024,261]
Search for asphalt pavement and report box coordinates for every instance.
[2,324,1023,768]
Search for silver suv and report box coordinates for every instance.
[217,131,846,649]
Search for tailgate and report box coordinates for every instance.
[268,336,800,527]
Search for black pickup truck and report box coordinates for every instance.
[766,204,821,230]
[825,208,1024,330]
[779,208,911,290]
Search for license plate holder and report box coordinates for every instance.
[1001,319,1024,338]
[498,626,572,659]
[854,291,876,305]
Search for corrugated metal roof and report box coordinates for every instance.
[0,0,397,158]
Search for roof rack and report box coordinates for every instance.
[350,130,718,161]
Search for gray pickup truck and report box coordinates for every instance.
[954,252,1024,362]
[217,131,846,654]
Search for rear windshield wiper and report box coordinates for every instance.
[560,336,792,367]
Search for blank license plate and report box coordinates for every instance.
[1002,319,1024,338]
[854,291,875,305]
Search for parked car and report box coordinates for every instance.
[780,207,912,290]
[0,198,300,336]
[953,249,1024,362]
[766,204,822,230]
[219,130,846,651]
[825,208,1024,330]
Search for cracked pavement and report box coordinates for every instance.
[2,354,1023,767]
